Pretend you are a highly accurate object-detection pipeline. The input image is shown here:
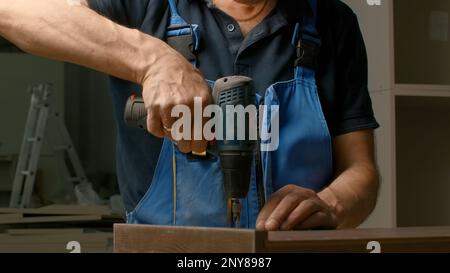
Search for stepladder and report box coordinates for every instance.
[9,83,100,208]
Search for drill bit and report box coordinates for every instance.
[231,198,241,228]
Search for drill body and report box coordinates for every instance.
[124,76,257,228]
[212,76,256,227]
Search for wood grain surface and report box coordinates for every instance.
[263,226,450,253]
[114,224,265,253]
[114,224,450,253]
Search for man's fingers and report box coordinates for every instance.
[176,140,192,153]
[294,211,337,230]
[256,191,285,230]
[161,114,177,133]
[191,140,208,154]
[147,109,165,138]
[280,199,322,231]
[263,194,300,231]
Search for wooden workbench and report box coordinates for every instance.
[114,224,450,253]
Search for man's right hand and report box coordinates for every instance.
[141,45,212,154]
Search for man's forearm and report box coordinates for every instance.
[0,0,166,84]
[319,162,379,229]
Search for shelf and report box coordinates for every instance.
[394,0,450,86]
[394,84,450,98]
[396,96,450,227]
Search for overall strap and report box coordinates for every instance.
[291,0,321,81]
[166,0,199,65]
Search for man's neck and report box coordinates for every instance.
[213,0,278,37]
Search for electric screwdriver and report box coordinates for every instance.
[124,76,257,228]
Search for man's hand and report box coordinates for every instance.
[141,45,212,154]
[256,185,338,231]
[256,130,379,231]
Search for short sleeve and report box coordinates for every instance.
[87,0,151,28]
[330,3,379,136]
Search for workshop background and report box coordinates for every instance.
[0,0,450,252]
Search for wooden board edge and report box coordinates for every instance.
[114,224,261,253]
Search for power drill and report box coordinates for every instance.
[124,76,257,228]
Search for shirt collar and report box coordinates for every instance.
[186,0,311,22]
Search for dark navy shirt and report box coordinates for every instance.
[88,0,379,212]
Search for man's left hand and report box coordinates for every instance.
[256,185,338,231]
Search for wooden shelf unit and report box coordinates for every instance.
[343,0,450,228]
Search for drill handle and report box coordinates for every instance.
[124,95,147,130]
[125,76,254,131]
[124,94,218,157]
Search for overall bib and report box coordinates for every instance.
[127,0,333,228]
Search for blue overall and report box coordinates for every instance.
[127,0,333,228]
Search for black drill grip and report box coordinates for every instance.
[124,95,147,130]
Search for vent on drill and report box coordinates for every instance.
[218,87,246,105]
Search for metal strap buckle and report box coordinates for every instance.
[295,38,321,69]
[167,24,196,63]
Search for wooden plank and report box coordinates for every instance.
[259,227,450,253]
[0,213,22,222]
[7,228,84,235]
[0,205,111,216]
[262,227,450,253]
[0,232,113,253]
[114,225,450,253]
[0,233,112,244]
[37,205,112,215]
[0,245,111,253]
[114,224,263,253]
[0,215,102,224]
[0,239,112,253]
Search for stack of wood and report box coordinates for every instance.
[0,205,124,253]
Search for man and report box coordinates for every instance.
[0,0,379,230]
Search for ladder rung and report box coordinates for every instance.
[21,171,34,176]
[27,137,41,142]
